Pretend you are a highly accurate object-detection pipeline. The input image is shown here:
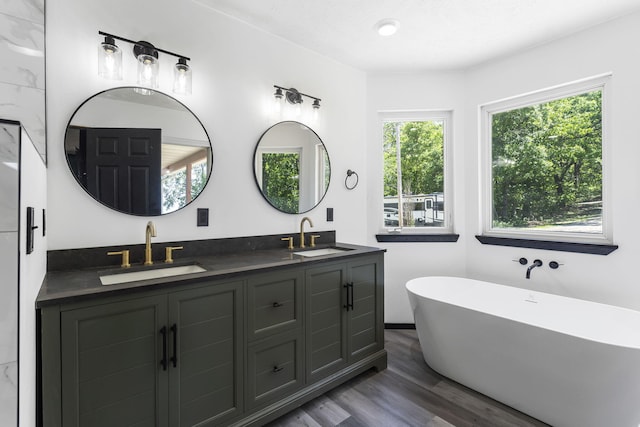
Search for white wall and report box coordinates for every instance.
[46,0,367,250]
[366,72,468,323]
[367,11,640,323]
[19,130,47,427]
[464,12,640,310]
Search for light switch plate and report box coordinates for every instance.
[197,208,209,226]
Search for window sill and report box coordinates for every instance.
[475,235,618,255]
[376,233,459,243]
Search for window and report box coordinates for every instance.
[161,150,209,214]
[381,111,452,232]
[259,149,301,214]
[480,74,611,244]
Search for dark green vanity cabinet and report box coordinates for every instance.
[41,280,244,427]
[40,251,386,427]
[58,294,168,427]
[305,256,384,383]
[168,282,244,426]
[246,271,305,410]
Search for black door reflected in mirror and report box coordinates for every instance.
[64,87,212,216]
[253,121,330,214]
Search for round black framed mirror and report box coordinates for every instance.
[64,87,212,216]
[253,121,330,214]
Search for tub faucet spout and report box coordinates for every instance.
[526,259,543,279]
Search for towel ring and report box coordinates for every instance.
[345,169,359,190]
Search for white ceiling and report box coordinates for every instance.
[193,0,640,72]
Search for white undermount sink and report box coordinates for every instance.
[293,247,352,257]
[100,264,206,285]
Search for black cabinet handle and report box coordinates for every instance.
[170,324,178,368]
[272,365,284,373]
[343,284,349,310]
[272,302,283,308]
[343,282,354,311]
[160,326,168,371]
[348,282,354,311]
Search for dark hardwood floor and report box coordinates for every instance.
[266,329,549,427]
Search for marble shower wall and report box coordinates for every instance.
[0,121,19,426]
[0,0,45,160]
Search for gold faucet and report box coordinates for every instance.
[107,249,131,268]
[299,217,313,248]
[281,237,294,250]
[144,221,157,265]
[164,246,183,263]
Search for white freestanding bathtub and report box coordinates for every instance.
[406,276,640,427]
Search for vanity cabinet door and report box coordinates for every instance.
[59,295,169,427]
[305,263,348,383]
[305,255,384,384]
[167,280,244,427]
[346,256,384,362]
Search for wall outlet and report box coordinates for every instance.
[197,208,209,226]
[327,207,333,222]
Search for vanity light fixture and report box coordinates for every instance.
[312,98,321,120]
[134,41,159,90]
[98,35,123,80]
[98,31,192,95]
[273,87,284,113]
[273,85,321,118]
[173,57,192,95]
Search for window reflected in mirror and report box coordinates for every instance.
[254,121,330,214]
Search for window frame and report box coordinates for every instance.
[379,110,454,235]
[479,74,612,245]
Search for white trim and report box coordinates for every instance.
[479,74,612,244]
[378,110,454,234]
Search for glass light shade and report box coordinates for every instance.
[137,54,159,89]
[273,88,283,114]
[98,41,122,80]
[173,60,192,95]
[273,97,283,114]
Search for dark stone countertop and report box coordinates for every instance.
[37,241,384,308]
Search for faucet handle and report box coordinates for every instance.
[281,237,294,250]
[310,235,320,247]
[164,246,184,263]
[107,250,131,268]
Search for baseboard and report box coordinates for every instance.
[384,323,416,329]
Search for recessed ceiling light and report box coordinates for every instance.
[375,19,399,36]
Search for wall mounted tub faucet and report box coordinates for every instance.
[526,259,543,279]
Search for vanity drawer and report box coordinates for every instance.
[247,270,302,341]
[246,330,303,409]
